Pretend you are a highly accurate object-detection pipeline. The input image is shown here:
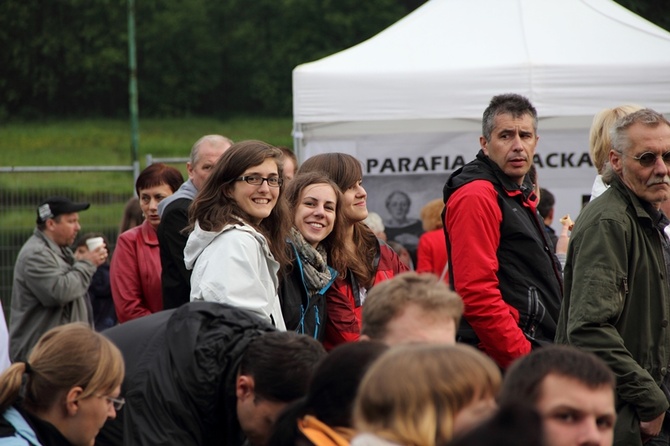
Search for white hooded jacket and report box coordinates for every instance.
[184,220,286,330]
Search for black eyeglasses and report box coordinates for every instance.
[625,151,670,168]
[235,175,283,188]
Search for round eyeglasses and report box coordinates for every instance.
[624,151,670,168]
[235,175,283,188]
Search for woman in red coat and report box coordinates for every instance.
[415,198,449,284]
[300,153,407,350]
[111,163,183,322]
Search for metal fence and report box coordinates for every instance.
[0,156,191,324]
[0,166,136,323]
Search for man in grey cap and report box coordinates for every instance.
[9,196,108,362]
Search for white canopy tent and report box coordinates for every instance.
[293,0,670,228]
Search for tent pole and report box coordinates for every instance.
[293,122,305,162]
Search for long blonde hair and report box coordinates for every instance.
[0,323,125,413]
[589,104,643,175]
[354,344,501,446]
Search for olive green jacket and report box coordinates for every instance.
[556,176,670,446]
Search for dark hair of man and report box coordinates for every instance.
[482,93,538,141]
[537,188,555,219]
[277,146,298,168]
[498,345,615,406]
[267,341,388,446]
[239,331,326,403]
[37,215,62,231]
[446,402,543,446]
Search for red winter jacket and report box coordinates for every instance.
[416,229,449,283]
[322,241,408,350]
[111,220,164,322]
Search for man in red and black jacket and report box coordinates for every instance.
[443,93,563,369]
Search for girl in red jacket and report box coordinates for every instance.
[300,153,407,350]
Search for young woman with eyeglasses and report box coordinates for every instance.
[0,323,125,446]
[184,141,292,329]
[299,153,408,350]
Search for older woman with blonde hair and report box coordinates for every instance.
[352,344,501,446]
[589,104,643,200]
[415,198,449,282]
[0,323,125,445]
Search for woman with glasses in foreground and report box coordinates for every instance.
[185,141,292,329]
[0,323,125,445]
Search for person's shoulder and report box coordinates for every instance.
[0,406,39,445]
[447,180,498,208]
[450,179,496,198]
[216,223,261,246]
[420,228,444,243]
[16,233,53,260]
[163,197,192,215]
[579,190,629,224]
[118,224,143,241]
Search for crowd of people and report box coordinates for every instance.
[1,92,670,446]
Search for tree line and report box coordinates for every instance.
[0,0,665,120]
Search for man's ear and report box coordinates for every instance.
[64,386,84,416]
[358,334,371,342]
[236,375,255,401]
[609,150,623,174]
[479,136,489,156]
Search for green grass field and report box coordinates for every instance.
[0,115,294,232]
[0,116,294,190]
[0,116,295,312]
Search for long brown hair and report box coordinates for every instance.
[299,153,378,288]
[283,171,346,276]
[0,323,124,414]
[188,140,292,269]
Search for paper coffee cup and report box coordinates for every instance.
[86,237,105,251]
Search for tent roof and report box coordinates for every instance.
[293,0,670,125]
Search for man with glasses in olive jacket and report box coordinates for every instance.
[556,109,670,446]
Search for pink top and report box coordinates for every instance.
[111,220,163,322]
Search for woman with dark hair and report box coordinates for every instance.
[184,140,292,329]
[299,153,407,349]
[118,197,143,235]
[111,163,183,322]
[0,323,125,445]
[280,171,345,339]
